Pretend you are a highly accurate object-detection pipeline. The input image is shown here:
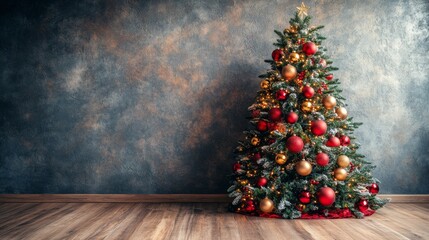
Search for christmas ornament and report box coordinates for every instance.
[272,49,284,61]
[358,199,369,212]
[257,177,268,187]
[253,152,261,161]
[245,200,255,212]
[260,198,275,213]
[240,179,249,185]
[311,120,327,136]
[269,108,282,122]
[233,163,241,171]
[260,101,269,109]
[368,183,379,194]
[335,107,348,120]
[260,80,270,89]
[302,42,318,56]
[296,2,309,18]
[275,152,288,165]
[256,120,268,132]
[318,187,335,206]
[334,168,348,181]
[337,155,350,168]
[285,112,299,124]
[326,136,341,147]
[296,160,312,176]
[316,152,329,166]
[282,64,297,80]
[288,52,300,63]
[296,203,306,211]
[299,191,311,204]
[323,96,337,110]
[319,59,327,68]
[251,110,261,118]
[301,100,313,112]
[283,25,298,34]
[250,137,260,146]
[325,74,334,81]
[302,85,315,98]
[274,123,287,133]
[286,136,304,153]
[310,179,319,185]
[276,89,288,101]
[268,122,277,131]
[339,135,351,146]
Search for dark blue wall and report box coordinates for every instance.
[1,0,428,194]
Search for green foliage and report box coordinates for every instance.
[227,9,387,219]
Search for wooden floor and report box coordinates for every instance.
[0,203,428,240]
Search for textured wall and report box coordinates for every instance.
[0,0,428,194]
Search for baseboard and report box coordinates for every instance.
[0,194,427,203]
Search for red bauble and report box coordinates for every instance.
[286,112,298,124]
[368,183,379,194]
[286,136,304,153]
[269,108,282,122]
[251,110,261,118]
[233,163,241,171]
[326,136,341,147]
[325,74,334,81]
[319,59,327,68]
[358,199,369,212]
[257,177,268,187]
[316,152,330,166]
[310,179,319,185]
[302,85,315,98]
[276,89,288,101]
[302,42,318,55]
[268,122,277,131]
[253,152,261,161]
[256,120,268,132]
[245,200,255,212]
[311,120,327,136]
[299,191,311,204]
[272,49,284,61]
[339,135,351,146]
[318,187,336,206]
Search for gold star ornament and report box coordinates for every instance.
[297,2,309,18]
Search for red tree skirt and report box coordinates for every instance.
[237,208,376,219]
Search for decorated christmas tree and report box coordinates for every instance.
[227,3,388,219]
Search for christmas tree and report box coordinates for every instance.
[227,3,388,219]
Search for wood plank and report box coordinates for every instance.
[0,194,427,203]
[0,203,428,239]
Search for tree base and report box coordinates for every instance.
[233,208,376,219]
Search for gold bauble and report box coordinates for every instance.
[337,155,350,168]
[260,80,270,90]
[240,179,249,185]
[323,95,337,110]
[260,101,269,109]
[288,52,300,63]
[275,153,288,165]
[296,160,312,176]
[301,100,312,112]
[299,53,306,61]
[259,198,275,213]
[334,168,348,181]
[281,64,297,80]
[335,107,348,120]
[288,25,298,33]
[250,137,260,146]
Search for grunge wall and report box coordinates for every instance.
[1,0,428,193]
